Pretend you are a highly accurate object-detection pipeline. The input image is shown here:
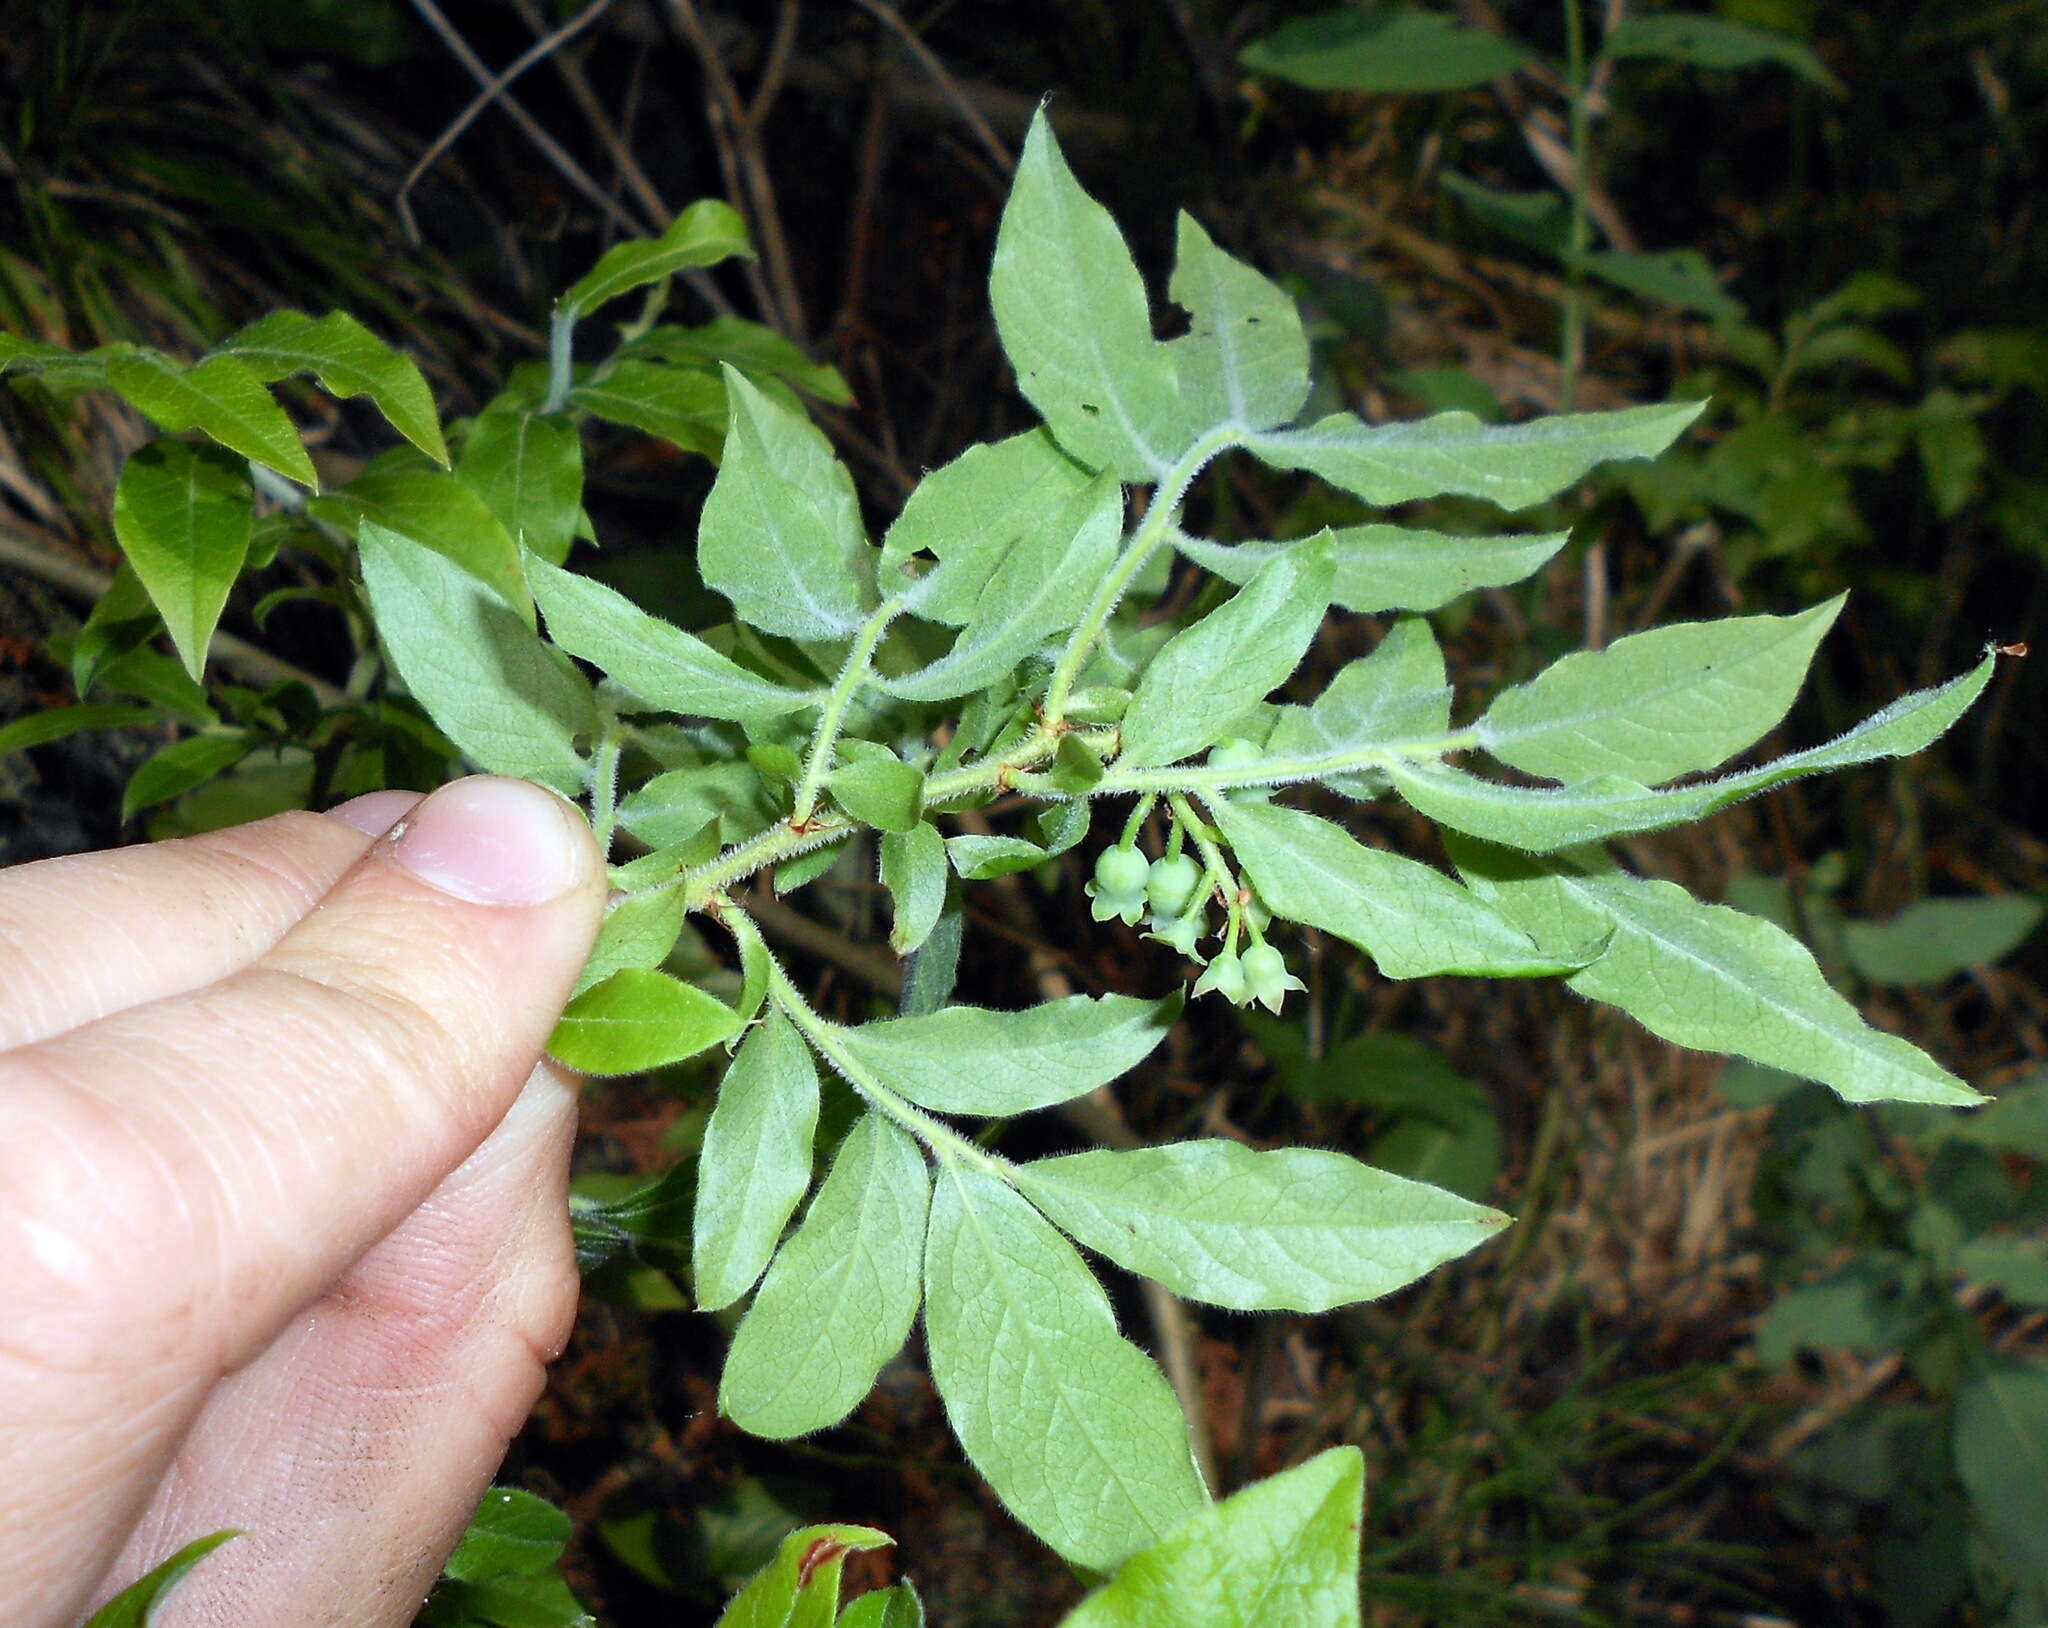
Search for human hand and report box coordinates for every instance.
[0,777,607,1628]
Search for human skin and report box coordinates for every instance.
[0,776,607,1627]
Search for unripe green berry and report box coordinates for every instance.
[1207,737,1261,773]
[1205,737,1274,802]
[1145,852,1203,919]
[1148,906,1207,958]
[1087,844,1151,925]
[1192,948,1249,1005]
[1241,942,1306,1013]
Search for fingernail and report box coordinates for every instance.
[325,789,425,838]
[387,778,587,906]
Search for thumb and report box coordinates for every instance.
[2,777,606,1619]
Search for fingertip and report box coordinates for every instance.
[325,789,426,839]
[381,778,598,907]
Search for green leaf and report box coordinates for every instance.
[122,732,253,821]
[443,1488,573,1580]
[357,521,595,796]
[427,1570,592,1628]
[1583,249,1745,323]
[1264,617,1449,795]
[1209,798,1584,978]
[0,332,110,390]
[990,110,1191,480]
[1166,212,1309,432]
[1478,595,1843,784]
[217,308,448,464]
[1247,1020,1505,1198]
[699,369,871,641]
[1755,1264,1921,1365]
[1019,1140,1507,1313]
[528,556,818,724]
[570,360,728,460]
[882,474,1123,702]
[1239,7,1531,92]
[827,754,923,832]
[944,833,1049,879]
[1916,388,1986,519]
[81,1531,240,1628]
[0,703,162,763]
[776,842,844,897]
[1387,651,1997,851]
[572,1163,694,1274]
[1440,172,1571,257]
[1957,1240,2048,1308]
[547,967,740,1075]
[1952,1360,2048,1600]
[461,407,583,566]
[1119,538,1334,770]
[713,1523,893,1628]
[1243,400,1704,511]
[110,440,253,681]
[881,823,948,954]
[824,993,1176,1117]
[720,1114,931,1438]
[313,460,531,621]
[694,1006,822,1311]
[883,429,1093,626]
[617,316,851,405]
[1056,1448,1363,1628]
[1600,15,1844,94]
[838,1581,924,1628]
[1045,732,1105,797]
[1453,841,1982,1107]
[901,894,964,1016]
[1175,524,1570,613]
[69,561,159,695]
[620,762,777,848]
[558,200,754,320]
[573,885,689,998]
[1842,894,2044,987]
[91,642,214,727]
[102,347,318,489]
[923,1166,1209,1572]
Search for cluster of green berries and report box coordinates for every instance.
[1084,836,1303,1014]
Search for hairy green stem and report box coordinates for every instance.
[765,954,1014,1183]
[1099,728,1482,797]
[543,308,577,415]
[1118,793,1157,850]
[1169,792,1241,934]
[790,596,905,824]
[588,731,623,859]
[1041,427,1241,725]
[670,723,1067,911]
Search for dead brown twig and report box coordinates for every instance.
[661,0,809,339]
[847,0,1014,178]
[399,0,655,244]
[396,0,624,239]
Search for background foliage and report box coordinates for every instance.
[5,1,2045,1624]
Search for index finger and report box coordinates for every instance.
[0,777,607,1613]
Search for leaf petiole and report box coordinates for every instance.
[790,595,907,825]
[1041,425,1241,725]
[763,953,1016,1186]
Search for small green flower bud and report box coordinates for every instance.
[1145,852,1203,920]
[1086,844,1151,925]
[1192,949,1249,1005]
[1205,737,1275,802]
[1241,942,1306,1013]
[1148,904,1207,958]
